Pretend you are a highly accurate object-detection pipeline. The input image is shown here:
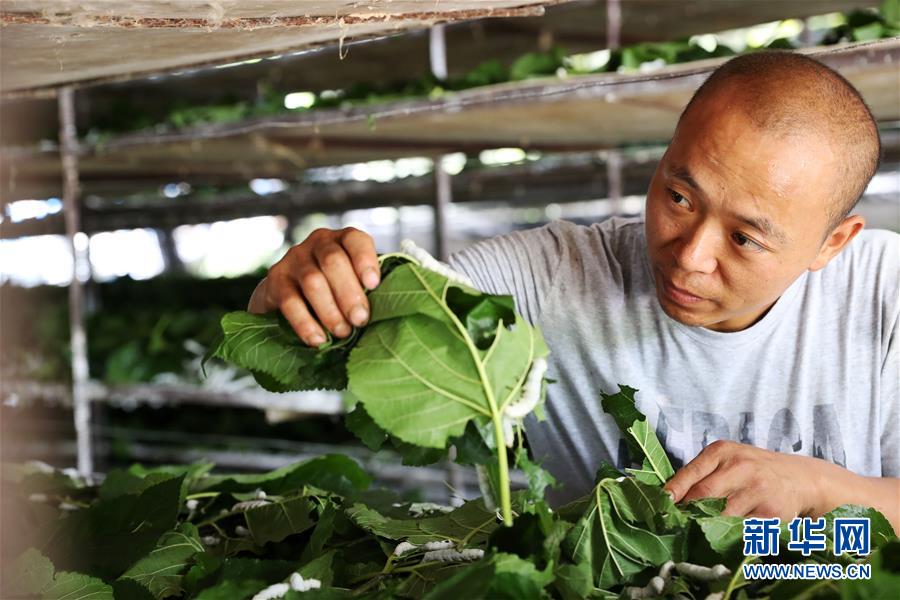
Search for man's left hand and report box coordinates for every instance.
[664,440,825,521]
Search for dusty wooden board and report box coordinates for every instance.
[33,0,880,116]
[0,0,562,94]
[2,39,898,200]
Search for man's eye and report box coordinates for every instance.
[668,189,688,206]
[732,232,765,252]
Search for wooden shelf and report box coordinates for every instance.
[0,0,562,96]
[3,39,897,202]
[2,379,345,415]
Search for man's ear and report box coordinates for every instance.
[809,214,865,272]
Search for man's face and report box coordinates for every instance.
[645,91,841,332]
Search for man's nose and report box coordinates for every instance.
[673,222,718,274]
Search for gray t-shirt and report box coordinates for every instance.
[449,217,899,504]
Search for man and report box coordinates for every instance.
[248,52,900,530]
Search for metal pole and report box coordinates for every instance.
[429,24,448,81]
[156,227,185,273]
[433,158,451,261]
[429,23,451,261]
[606,0,622,51]
[58,87,93,476]
[430,24,458,500]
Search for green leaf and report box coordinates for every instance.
[461,59,509,87]
[349,262,548,449]
[190,558,297,600]
[43,475,184,579]
[452,423,495,466]
[839,539,900,599]
[42,572,113,600]
[244,497,316,545]
[346,498,499,545]
[489,512,547,564]
[563,483,678,589]
[298,550,336,587]
[883,0,900,26]
[6,548,55,597]
[348,402,480,467]
[419,552,553,600]
[118,523,204,599]
[600,385,674,485]
[391,439,447,466]
[193,455,371,497]
[822,504,897,552]
[112,579,156,600]
[553,562,593,600]
[128,462,215,482]
[593,461,625,483]
[345,404,388,451]
[100,470,177,502]
[300,502,338,564]
[194,579,268,600]
[515,447,557,504]
[445,288,516,350]
[606,478,686,531]
[510,47,567,80]
[853,21,885,40]
[182,554,222,597]
[421,561,496,600]
[696,515,744,555]
[683,497,727,518]
[490,552,554,598]
[206,312,354,392]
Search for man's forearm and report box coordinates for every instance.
[811,461,900,533]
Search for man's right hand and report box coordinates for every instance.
[247,227,380,347]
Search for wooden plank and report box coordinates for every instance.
[1,1,878,98]
[0,0,559,95]
[1,379,345,415]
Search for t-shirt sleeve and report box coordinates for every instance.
[448,222,567,325]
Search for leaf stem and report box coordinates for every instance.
[722,555,753,600]
[185,492,220,500]
[408,266,514,524]
[458,515,500,548]
[349,560,444,586]
[196,509,237,529]
[491,415,512,525]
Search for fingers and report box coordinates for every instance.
[665,440,729,502]
[680,468,737,504]
[277,283,326,347]
[261,227,379,345]
[339,228,381,290]
[312,239,371,331]
[721,488,761,518]
[295,261,352,338]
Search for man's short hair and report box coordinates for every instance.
[681,51,881,230]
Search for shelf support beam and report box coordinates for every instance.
[606,0,622,50]
[58,86,94,476]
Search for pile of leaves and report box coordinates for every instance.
[5,386,898,599]
[7,249,898,599]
